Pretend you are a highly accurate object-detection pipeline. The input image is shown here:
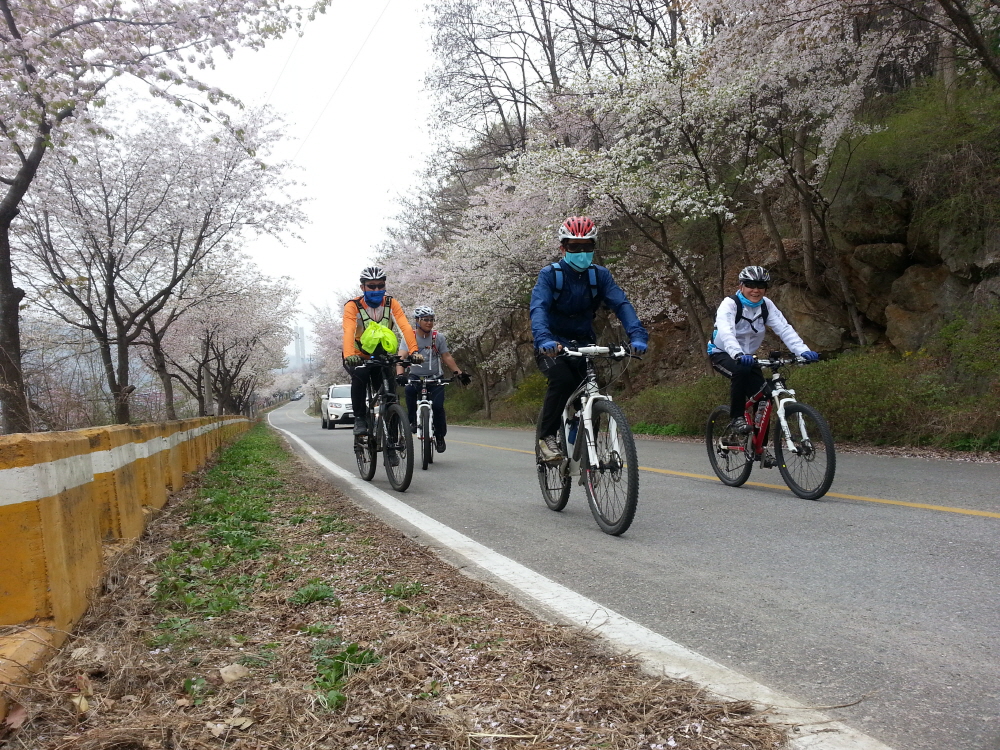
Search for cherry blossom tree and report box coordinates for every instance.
[0,0,325,433]
[15,110,302,423]
[162,274,297,416]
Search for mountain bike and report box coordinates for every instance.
[535,345,640,536]
[706,353,835,500]
[353,354,415,492]
[410,375,450,470]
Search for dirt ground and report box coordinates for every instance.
[0,425,787,750]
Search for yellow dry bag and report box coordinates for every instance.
[359,319,398,355]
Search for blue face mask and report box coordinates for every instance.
[364,289,386,306]
[564,251,594,272]
[736,290,764,308]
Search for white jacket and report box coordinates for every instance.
[707,295,808,359]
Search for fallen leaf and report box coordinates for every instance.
[225,716,254,730]
[206,722,228,738]
[219,664,250,683]
[75,674,94,697]
[69,694,89,714]
[71,647,91,660]
[347,715,364,724]
[2,702,27,730]
[176,698,192,707]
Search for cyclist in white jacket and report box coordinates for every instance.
[707,266,820,434]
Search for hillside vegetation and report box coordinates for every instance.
[331,1,1000,449]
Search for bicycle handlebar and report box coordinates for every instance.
[756,356,809,367]
[560,344,637,360]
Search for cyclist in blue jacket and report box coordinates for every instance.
[530,216,649,462]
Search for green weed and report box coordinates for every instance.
[290,580,340,607]
[311,641,380,711]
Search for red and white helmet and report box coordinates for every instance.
[558,216,598,241]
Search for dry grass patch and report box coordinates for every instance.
[2,424,787,750]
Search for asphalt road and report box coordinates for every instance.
[270,403,1000,750]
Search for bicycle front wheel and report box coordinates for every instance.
[582,400,639,536]
[420,408,431,471]
[536,411,570,511]
[383,403,414,492]
[706,405,753,487]
[774,402,836,500]
[355,430,377,482]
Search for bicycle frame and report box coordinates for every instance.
[560,346,628,473]
[355,356,404,443]
[744,357,807,463]
[411,376,448,441]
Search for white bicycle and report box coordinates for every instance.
[535,345,640,536]
[410,375,450,470]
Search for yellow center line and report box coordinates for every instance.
[451,440,1000,519]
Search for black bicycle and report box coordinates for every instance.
[354,354,415,492]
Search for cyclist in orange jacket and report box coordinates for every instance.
[342,265,420,436]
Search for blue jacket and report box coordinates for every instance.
[530,260,648,347]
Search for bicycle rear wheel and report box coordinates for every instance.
[706,405,753,487]
[420,408,431,471]
[535,411,570,511]
[383,403,414,492]
[582,400,639,536]
[774,402,836,500]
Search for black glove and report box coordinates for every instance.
[409,352,424,364]
[344,354,363,367]
[396,374,408,387]
[457,372,472,386]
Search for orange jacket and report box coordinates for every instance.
[342,295,418,359]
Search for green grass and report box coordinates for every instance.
[153,425,287,617]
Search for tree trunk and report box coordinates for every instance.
[758,194,787,263]
[939,30,958,111]
[0,221,30,433]
[818,222,868,346]
[792,131,821,295]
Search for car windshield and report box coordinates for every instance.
[330,386,351,398]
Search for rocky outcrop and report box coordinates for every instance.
[830,174,910,245]
[883,264,969,352]
[768,283,849,352]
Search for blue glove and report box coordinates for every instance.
[738,354,755,367]
[802,350,820,362]
[630,341,648,355]
[539,341,560,355]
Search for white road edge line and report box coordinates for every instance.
[268,413,895,750]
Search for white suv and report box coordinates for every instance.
[320,384,353,429]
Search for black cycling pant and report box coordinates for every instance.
[709,352,765,421]
[405,382,446,437]
[345,361,384,420]
[535,350,587,439]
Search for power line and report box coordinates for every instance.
[291,0,392,162]
[265,33,303,106]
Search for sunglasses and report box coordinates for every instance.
[418,317,435,322]
[363,283,386,290]
[742,282,768,290]
[563,241,596,250]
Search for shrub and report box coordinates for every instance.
[621,376,727,434]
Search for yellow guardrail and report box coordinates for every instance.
[0,415,250,718]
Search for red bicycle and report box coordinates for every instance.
[706,353,835,500]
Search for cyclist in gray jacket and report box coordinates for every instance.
[707,266,820,434]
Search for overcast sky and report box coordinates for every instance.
[206,1,436,349]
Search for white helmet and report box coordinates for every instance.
[359,265,386,282]
[414,306,434,318]
[738,265,771,284]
